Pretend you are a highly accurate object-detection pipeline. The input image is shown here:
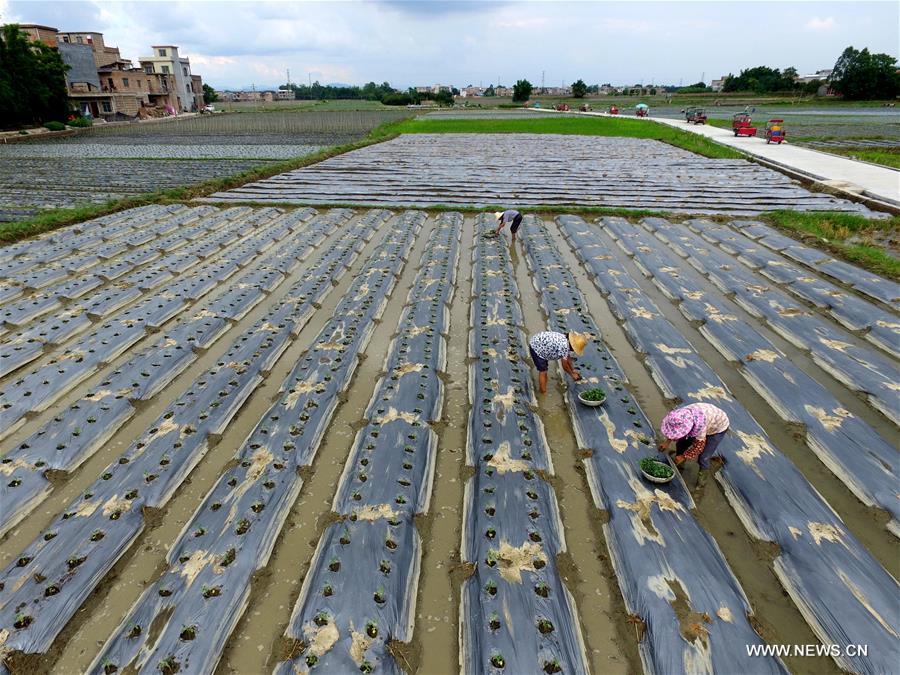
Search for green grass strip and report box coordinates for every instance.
[821,147,900,170]
[763,210,900,279]
[391,115,743,159]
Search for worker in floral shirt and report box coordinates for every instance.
[528,330,589,394]
[659,403,730,475]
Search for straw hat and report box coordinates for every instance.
[568,331,588,356]
[494,212,503,220]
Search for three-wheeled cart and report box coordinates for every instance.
[765,119,786,144]
[685,107,707,124]
[732,112,757,137]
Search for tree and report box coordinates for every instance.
[802,79,825,95]
[512,79,533,102]
[382,91,415,106]
[571,79,588,98]
[483,84,496,96]
[0,24,70,128]
[433,89,454,106]
[202,83,218,104]
[721,66,796,93]
[831,46,899,100]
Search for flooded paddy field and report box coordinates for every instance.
[0,202,896,674]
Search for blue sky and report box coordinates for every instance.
[4,1,898,90]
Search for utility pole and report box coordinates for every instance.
[701,71,705,84]
[308,72,312,88]
[541,70,545,94]
[286,68,290,88]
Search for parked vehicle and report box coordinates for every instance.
[579,103,592,112]
[609,105,619,115]
[732,112,757,137]
[765,119,786,144]
[635,103,649,117]
[685,107,707,124]
[555,103,570,112]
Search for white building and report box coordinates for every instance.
[139,45,196,112]
[415,84,453,94]
[795,69,833,84]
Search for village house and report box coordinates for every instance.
[17,24,195,120]
[139,45,201,112]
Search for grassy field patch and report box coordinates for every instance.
[764,210,900,278]
[821,147,900,170]
[392,115,744,159]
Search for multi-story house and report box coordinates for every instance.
[139,46,198,112]
[19,23,58,47]
[191,74,205,109]
[57,31,122,68]
[17,24,196,120]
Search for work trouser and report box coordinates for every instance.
[676,430,727,469]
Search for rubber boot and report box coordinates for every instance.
[696,468,710,490]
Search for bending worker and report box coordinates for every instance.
[659,402,730,485]
[495,209,523,244]
[528,330,588,394]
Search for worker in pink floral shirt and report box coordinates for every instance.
[659,403,730,474]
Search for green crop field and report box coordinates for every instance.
[392,115,743,159]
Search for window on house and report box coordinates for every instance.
[144,66,153,74]
[108,78,114,89]
[183,67,188,76]
[123,78,129,88]
[76,36,83,43]
[158,48,166,57]
[62,35,69,43]
[187,83,192,93]
[162,65,170,74]
[101,101,112,113]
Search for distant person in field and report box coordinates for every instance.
[494,209,523,244]
[659,402,730,487]
[528,330,588,394]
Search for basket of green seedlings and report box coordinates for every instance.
[577,387,606,407]
[639,456,675,484]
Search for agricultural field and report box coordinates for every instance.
[0,201,897,674]
[0,111,411,223]
[662,107,900,169]
[209,133,872,215]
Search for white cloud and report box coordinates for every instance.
[805,16,836,30]
[4,1,896,89]
[491,16,550,29]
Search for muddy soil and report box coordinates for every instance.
[0,206,895,674]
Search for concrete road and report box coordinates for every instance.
[532,108,900,208]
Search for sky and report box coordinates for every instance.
[3,0,898,90]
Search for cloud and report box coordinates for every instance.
[805,16,836,30]
[376,0,508,16]
[3,1,896,90]
[491,16,550,29]
[599,17,655,33]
